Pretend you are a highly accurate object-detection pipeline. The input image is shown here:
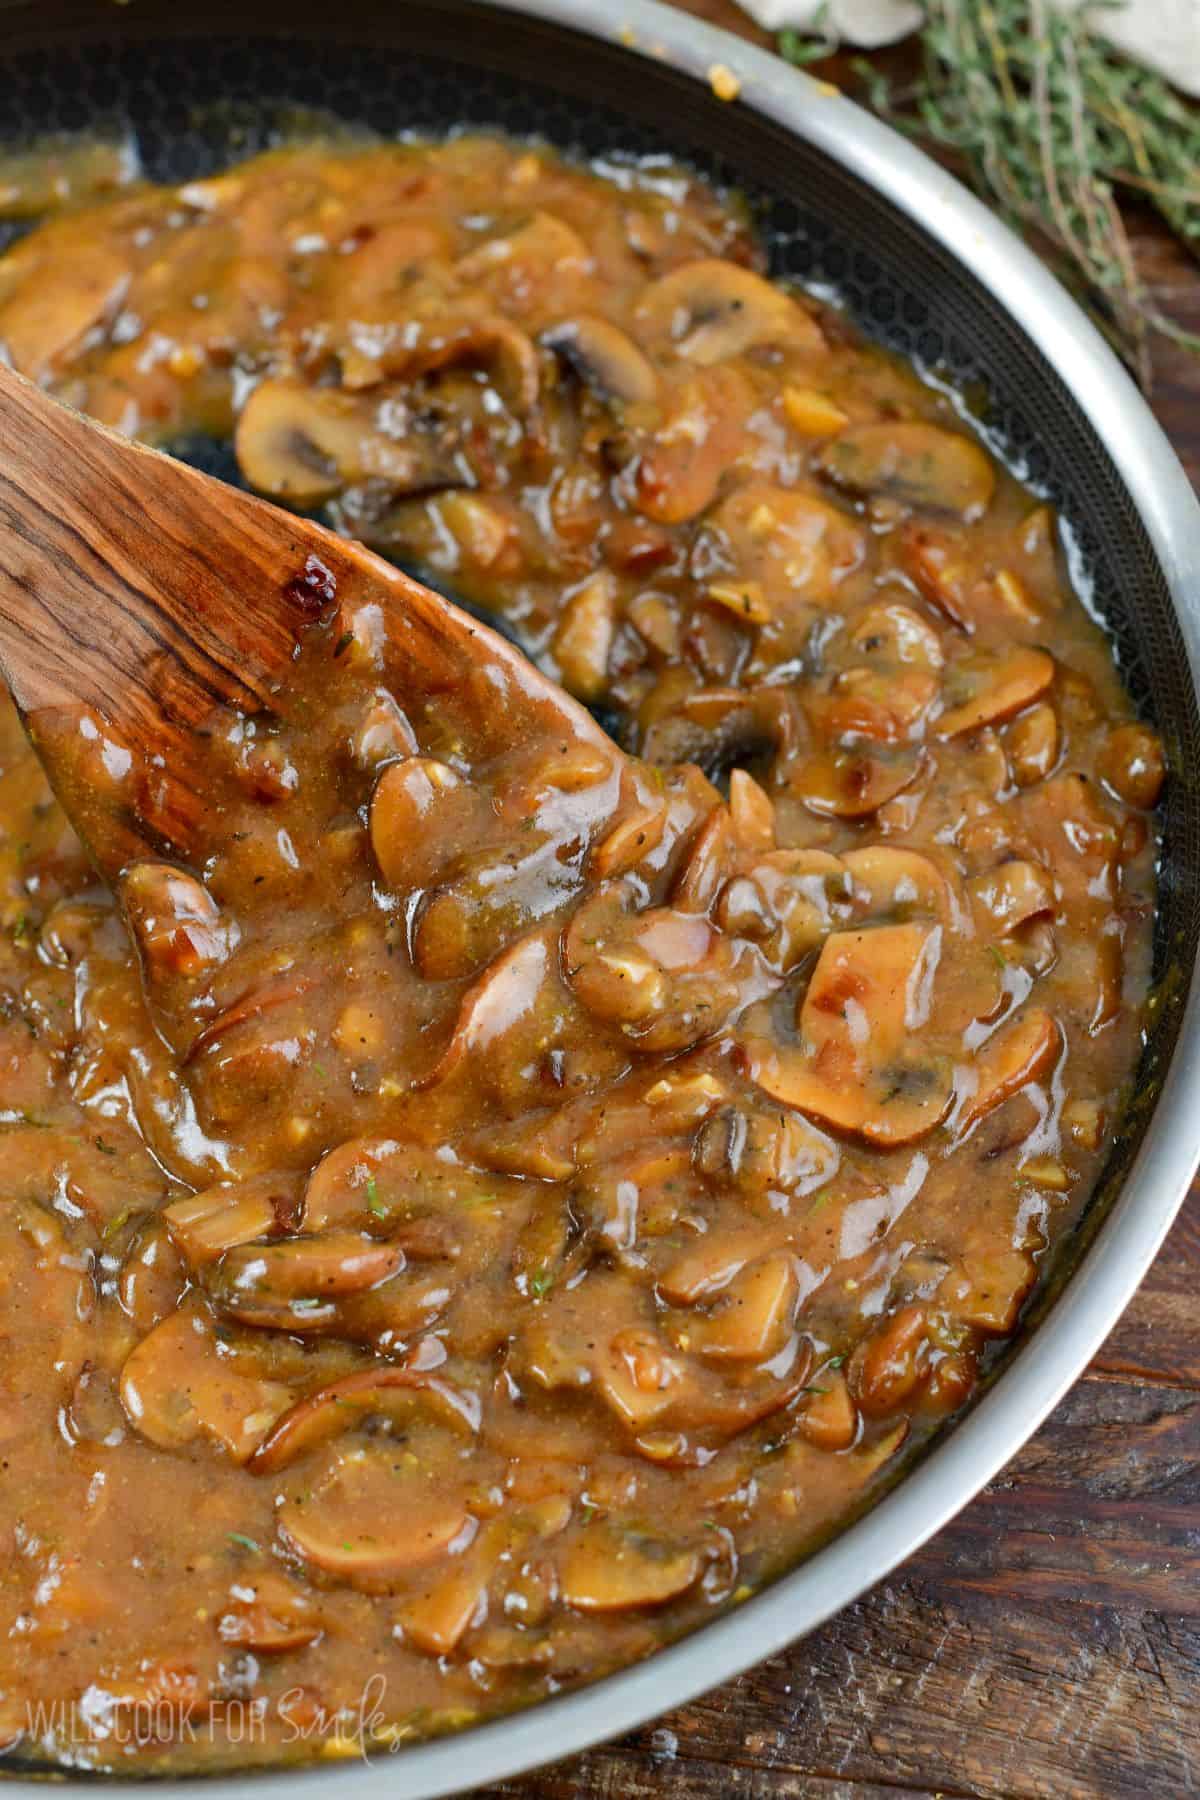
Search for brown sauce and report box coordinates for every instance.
[0,136,1163,1770]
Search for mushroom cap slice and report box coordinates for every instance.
[936,648,1055,739]
[819,421,995,520]
[743,923,954,1147]
[842,846,954,926]
[119,1302,292,1463]
[248,1363,480,1476]
[163,1174,291,1266]
[278,1444,474,1592]
[635,258,823,364]
[559,1527,700,1611]
[234,377,465,506]
[203,1232,408,1333]
[956,1007,1061,1132]
[543,314,659,407]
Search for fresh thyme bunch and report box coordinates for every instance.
[781,0,1200,386]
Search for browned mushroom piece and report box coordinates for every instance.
[841,846,953,925]
[121,862,237,981]
[716,847,847,972]
[631,366,756,524]
[686,1250,800,1364]
[937,648,1055,738]
[559,1526,701,1612]
[235,377,467,506]
[217,1569,323,1654]
[278,1443,475,1592]
[968,859,1055,935]
[542,314,659,407]
[369,755,491,893]
[790,747,925,820]
[634,258,823,363]
[563,883,747,1053]
[163,1174,293,1266]
[1097,721,1166,811]
[819,421,996,519]
[850,600,945,671]
[0,237,131,382]
[248,1363,480,1476]
[743,923,954,1146]
[956,1007,1061,1132]
[338,311,542,414]
[702,482,865,617]
[453,210,592,310]
[119,1302,292,1463]
[693,1102,841,1211]
[202,1232,409,1333]
[117,1218,188,1336]
[349,690,419,771]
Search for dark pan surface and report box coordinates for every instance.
[0,0,1194,1772]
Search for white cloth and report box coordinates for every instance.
[739,0,1200,97]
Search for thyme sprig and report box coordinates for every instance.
[781,0,1200,386]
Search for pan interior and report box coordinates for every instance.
[0,0,1194,1767]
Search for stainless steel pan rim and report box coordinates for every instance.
[4,1,1200,1792]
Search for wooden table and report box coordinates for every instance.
[493,8,1200,1794]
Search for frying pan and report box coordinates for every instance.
[0,1,1198,1792]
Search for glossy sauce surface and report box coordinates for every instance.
[0,137,1163,1769]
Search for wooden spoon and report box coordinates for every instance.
[0,361,617,883]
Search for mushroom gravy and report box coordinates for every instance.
[0,136,1163,1769]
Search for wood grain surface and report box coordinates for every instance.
[487,7,1200,1795]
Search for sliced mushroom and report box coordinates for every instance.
[341,311,541,413]
[418,930,555,1091]
[454,210,591,299]
[301,1135,455,1233]
[790,747,925,820]
[217,1569,322,1654]
[850,600,944,671]
[350,690,418,771]
[743,923,953,1147]
[121,862,236,981]
[543,314,659,406]
[1098,722,1166,811]
[1006,702,1060,788]
[693,1103,840,1210]
[957,1007,1061,1131]
[819,421,995,519]
[717,847,847,971]
[799,1366,859,1450]
[278,1444,474,1592]
[248,1364,480,1476]
[702,483,865,614]
[563,883,744,1054]
[559,1527,701,1612]
[369,756,490,893]
[817,664,939,745]
[842,846,952,925]
[728,768,776,852]
[937,648,1055,738]
[632,366,756,524]
[117,1218,188,1336]
[634,258,823,363]
[203,1232,408,1333]
[119,1303,292,1464]
[163,1175,292,1266]
[552,571,619,702]
[688,1251,799,1363]
[968,859,1055,935]
[235,377,465,506]
[849,1304,930,1417]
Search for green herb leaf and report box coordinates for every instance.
[228,1532,261,1554]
